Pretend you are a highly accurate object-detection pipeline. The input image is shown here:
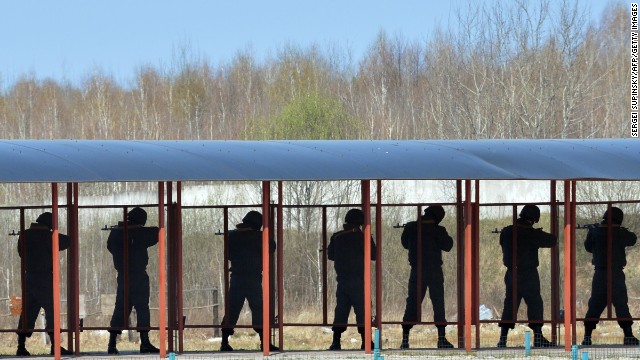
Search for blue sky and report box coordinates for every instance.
[0,0,619,86]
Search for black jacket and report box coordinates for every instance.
[401,218,453,269]
[500,218,557,269]
[327,224,376,278]
[107,222,159,274]
[228,226,276,276]
[18,223,70,275]
[585,224,637,269]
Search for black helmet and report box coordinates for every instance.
[345,208,364,225]
[424,205,445,224]
[127,207,147,226]
[242,210,263,230]
[519,205,540,223]
[602,207,624,225]
[36,212,53,229]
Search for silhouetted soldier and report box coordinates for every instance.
[107,207,160,354]
[582,207,639,346]
[220,210,278,352]
[16,212,72,356]
[497,205,556,348]
[400,205,454,349]
[328,208,377,351]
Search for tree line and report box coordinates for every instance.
[0,1,630,142]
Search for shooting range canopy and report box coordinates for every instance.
[0,139,638,183]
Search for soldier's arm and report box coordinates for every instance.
[370,237,377,261]
[438,227,454,252]
[623,229,637,247]
[141,226,160,247]
[537,229,557,248]
[58,233,71,250]
[401,223,414,249]
[584,230,593,253]
[327,236,335,261]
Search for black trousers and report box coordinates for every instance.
[499,268,544,330]
[221,273,263,336]
[584,268,633,330]
[332,276,365,334]
[17,273,54,338]
[110,272,151,334]
[402,267,447,331]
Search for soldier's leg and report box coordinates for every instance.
[521,271,552,347]
[330,280,351,350]
[16,287,40,356]
[498,270,519,347]
[610,271,638,345]
[401,268,426,348]
[220,275,247,351]
[130,273,158,353]
[583,269,607,344]
[428,269,453,348]
[109,274,130,353]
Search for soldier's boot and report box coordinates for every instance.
[437,326,454,348]
[220,333,233,352]
[16,335,30,356]
[258,331,279,351]
[107,332,119,354]
[48,332,72,355]
[533,328,554,347]
[139,332,160,353]
[329,331,341,350]
[582,323,595,346]
[359,332,374,350]
[400,329,410,349]
[623,326,639,346]
[497,327,509,348]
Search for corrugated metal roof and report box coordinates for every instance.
[0,139,638,183]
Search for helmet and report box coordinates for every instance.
[424,205,445,224]
[242,210,263,230]
[519,205,540,223]
[344,208,364,225]
[602,207,624,225]
[127,207,148,226]
[36,212,53,229]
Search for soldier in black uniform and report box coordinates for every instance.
[16,212,72,356]
[220,210,278,352]
[581,207,639,346]
[400,205,454,349]
[497,205,556,347]
[107,207,160,354]
[327,208,377,351]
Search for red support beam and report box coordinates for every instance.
[322,206,328,325]
[277,181,284,349]
[262,181,271,356]
[51,183,61,360]
[606,202,613,319]
[550,181,560,344]
[416,205,422,323]
[167,182,175,352]
[177,182,185,352]
[158,182,167,358]
[464,180,472,352]
[456,180,465,348]
[563,181,573,351]
[375,180,383,332]
[362,180,372,354]
[473,179,480,348]
[571,181,577,344]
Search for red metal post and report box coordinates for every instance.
[511,206,518,323]
[67,183,80,353]
[362,180,372,353]
[322,206,328,325]
[51,183,61,360]
[167,182,174,352]
[550,181,559,344]
[464,180,472,352]
[277,181,284,349]
[262,181,271,356]
[223,207,230,332]
[177,182,184,352]
[563,181,572,351]
[19,208,26,333]
[456,180,465,348]
[416,205,422,323]
[606,203,612,319]
[375,180,383,332]
[571,181,577,344]
[123,207,129,333]
[158,182,167,358]
[473,179,480,348]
